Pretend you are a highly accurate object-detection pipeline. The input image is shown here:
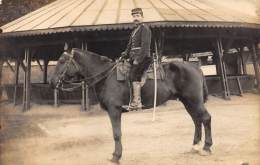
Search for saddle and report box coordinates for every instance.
[116,60,165,81]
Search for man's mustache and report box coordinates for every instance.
[133,19,140,23]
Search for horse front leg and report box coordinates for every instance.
[108,107,122,164]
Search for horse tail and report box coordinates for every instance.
[202,72,209,103]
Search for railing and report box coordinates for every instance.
[54,81,89,111]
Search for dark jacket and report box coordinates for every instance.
[123,23,152,64]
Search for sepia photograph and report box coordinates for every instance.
[0,0,259,164]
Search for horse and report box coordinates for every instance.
[49,48,212,163]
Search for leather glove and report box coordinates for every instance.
[118,56,123,62]
[121,51,126,57]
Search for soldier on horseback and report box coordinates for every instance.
[121,8,152,111]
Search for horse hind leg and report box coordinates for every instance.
[195,105,213,155]
[180,98,203,152]
[200,109,213,154]
[191,117,203,153]
[180,98,212,155]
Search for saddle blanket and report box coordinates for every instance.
[116,61,165,81]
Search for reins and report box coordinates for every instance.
[56,51,119,91]
[81,63,118,87]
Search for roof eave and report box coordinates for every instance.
[0,21,260,38]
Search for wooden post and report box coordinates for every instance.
[22,49,27,110]
[43,59,48,84]
[13,56,20,105]
[82,42,90,111]
[81,41,87,50]
[236,77,243,96]
[23,48,31,111]
[250,41,260,91]
[239,46,247,75]
[183,53,191,62]
[20,61,26,72]
[216,38,230,99]
[85,83,90,111]
[25,48,32,111]
[54,88,58,108]
[220,40,230,98]
[158,30,164,62]
[36,58,43,71]
[81,81,85,111]
[213,50,221,75]
[4,59,15,73]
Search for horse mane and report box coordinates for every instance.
[72,48,113,63]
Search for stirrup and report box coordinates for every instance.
[121,105,130,111]
[121,104,142,111]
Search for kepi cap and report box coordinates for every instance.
[131,8,143,16]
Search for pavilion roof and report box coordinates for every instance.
[0,0,259,37]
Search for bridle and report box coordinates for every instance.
[55,50,119,91]
[55,51,81,89]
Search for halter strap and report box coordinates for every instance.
[56,51,119,90]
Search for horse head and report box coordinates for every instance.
[49,48,82,89]
[50,47,115,89]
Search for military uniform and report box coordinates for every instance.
[123,23,152,82]
[121,8,152,111]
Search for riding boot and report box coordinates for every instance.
[122,81,143,111]
[129,81,142,110]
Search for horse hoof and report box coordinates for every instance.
[191,143,201,153]
[190,148,199,153]
[199,149,211,156]
[190,141,202,153]
[110,157,120,164]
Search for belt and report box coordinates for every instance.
[131,47,141,50]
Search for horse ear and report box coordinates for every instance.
[71,49,75,56]
[71,49,80,60]
[64,43,69,51]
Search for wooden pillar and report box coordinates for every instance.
[22,50,27,110]
[4,59,15,73]
[82,42,90,111]
[43,59,49,84]
[81,81,85,111]
[250,41,260,91]
[158,30,164,62]
[13,55,20,105]
[216,38,230,99]
[36,59,43,71]
[81,41,88,50]
[85,84,90,111]
[211,50,221,75]
[23,48,32,111]
[183,53,191,62]
[239,46,247,75]
[236,77,243,96]
[26,49,32,111]
[54,88,59,108]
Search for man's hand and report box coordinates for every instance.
[116,57,122,62]
[133,60,138,65]
[121,51,126,57]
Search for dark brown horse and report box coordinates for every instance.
[50,48,212,163]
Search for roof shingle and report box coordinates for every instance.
[0,0,259,35]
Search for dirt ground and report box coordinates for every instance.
[0,94,259,165]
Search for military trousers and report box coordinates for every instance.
[129,56,152,82]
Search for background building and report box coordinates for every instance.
[0,0,259,110]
